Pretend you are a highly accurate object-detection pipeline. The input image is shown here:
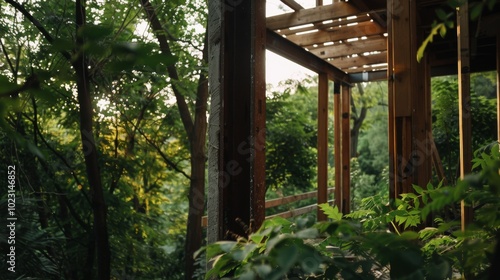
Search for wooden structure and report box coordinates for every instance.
[207,0,500,241]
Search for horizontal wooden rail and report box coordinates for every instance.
[265,188,335,208]
[202,188,335,228]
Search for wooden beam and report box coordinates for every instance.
[309,37,387,60]
[343,64,388,74]
[266,29,349,83]
[317,73,329,221]
[267,2,361,30]
[348,0,387,28]
[349,70,387,82]
[281,0,304,11]
[341,84,351,214]
[266,188,335,208]
[207,0,266,242]
[387,0,417,202]
[285,21,386,47]
[331,52,387,70]
[276,15,372,36]
[334,83,342,211]
[457,2,473,231]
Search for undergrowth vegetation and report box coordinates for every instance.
[198,143,500,279]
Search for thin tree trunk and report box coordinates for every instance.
[184,36,208,279]
[75,1,110,279]
[139,1,209,278]
[350,83,368,157]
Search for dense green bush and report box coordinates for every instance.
[200,143,500,279]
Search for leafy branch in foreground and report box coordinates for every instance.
[417,0,498,62]
[201,143,500,279]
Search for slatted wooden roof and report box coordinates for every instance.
[266,0,499,80]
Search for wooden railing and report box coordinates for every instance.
[202,188,335,227]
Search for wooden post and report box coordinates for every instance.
[457,2,473,231]
[387,0,431,205]
[341,84,351,214]
[317,73,328,221]
[334,82,342,211]
[207,0,266,242]
[388,0,413,201]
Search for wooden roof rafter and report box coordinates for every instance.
[285,21,386,47]
[267,0,389,77]
[277,14,373,36]
[267,2,375,30]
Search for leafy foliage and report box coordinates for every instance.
[203,144,500,279]
[417,0,498,62]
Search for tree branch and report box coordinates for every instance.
[139,0,195,143]
[5,0,72,61]
[137,127,192,180]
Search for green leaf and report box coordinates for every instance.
[470,2,484,21]
[439,24,447,38]
[253,264,272,278]
[295,228,318,239]
[487,0,497,10]
[413,184,424,195]
[319,203,343,221]
[435,9,448,21]
[400,231,419,240]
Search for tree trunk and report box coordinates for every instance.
[184,41,208,278]
[74,1,110,279]
[139,1,209,278]
[350,83,368,157]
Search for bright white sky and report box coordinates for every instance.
[265,0,335,87]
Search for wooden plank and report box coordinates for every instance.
[275,14,371,36]
[309,37,387,60]
[332,52,387,70]
[267,2,361,30]
[281,0,304,11]
[265,188,335,208]
[203,189,336,227]
[334,83,342,211]
[430,132,447,185]
[343,64,388,74]
[266,204,318,220]
[349,70,387,82]
[266,29,349,83]
[457,2,473,231]
[276,15,372,36]
[286,21,386,47]
[317,73,329,221]
[341,84,351,214]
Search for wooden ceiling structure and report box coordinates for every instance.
[206,0,500,242]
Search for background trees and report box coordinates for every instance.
[1,0,206,279]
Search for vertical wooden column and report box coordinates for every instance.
[334,82,342,211]
[207,0,266,242]
[341,84,351,214]
[387,0,431,205]
[457,3,473,230]
[317,73,329,221]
